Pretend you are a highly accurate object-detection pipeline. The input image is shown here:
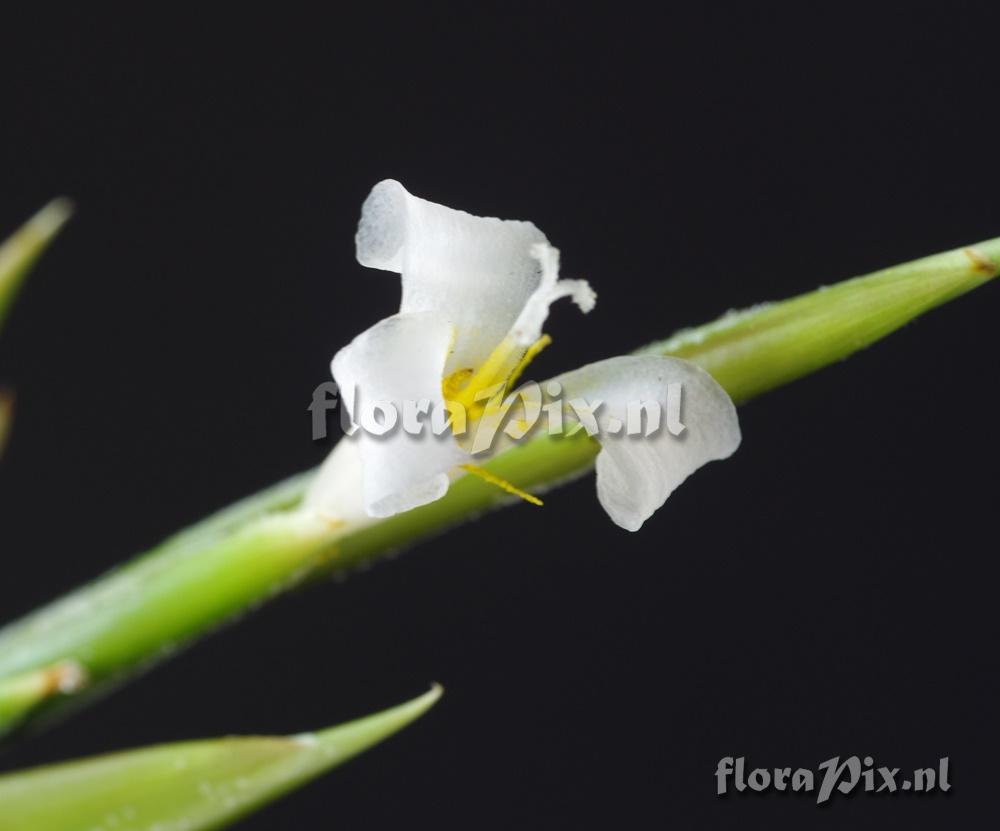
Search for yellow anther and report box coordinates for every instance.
[442,367,473,399]
[460,463,544,506]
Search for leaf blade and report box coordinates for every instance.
[0,685,441,831]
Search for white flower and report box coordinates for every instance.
[305,180,740,531]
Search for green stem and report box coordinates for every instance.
[0,236,996,739]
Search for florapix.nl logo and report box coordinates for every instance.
[716,756,951,805]
[308,378,686,452]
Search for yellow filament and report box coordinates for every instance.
[505,334,551,390]
[460,463,544,506]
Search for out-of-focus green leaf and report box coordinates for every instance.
[0,200,72,462]
[0,199,73,333]
[0,684,441,831]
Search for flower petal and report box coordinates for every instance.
[303,434,367,522]
[554,355,740,531]
[355,179,549,373]
[307,311,468,519]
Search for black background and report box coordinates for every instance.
[1,5,998,828]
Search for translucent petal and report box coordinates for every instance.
[554,355,741,531]
[309,311,468,518]
[355,179,549,373]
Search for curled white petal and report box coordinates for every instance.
[355,179,550,372]
[555,355,741,532]
[510,242,596,346]
[309,311,468,518]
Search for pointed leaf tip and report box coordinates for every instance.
[0,198,74,330]
[0,685,442,831]
[311,682,443,757]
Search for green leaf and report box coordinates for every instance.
[0,201,72,462]
[0,685,441,831]
[0,199,73,333]
[0,234,996,739]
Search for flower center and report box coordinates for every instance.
[442,333,552,421]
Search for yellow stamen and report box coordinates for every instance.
[460,463,544,506]
[451,339,520,412]
[505,334,551,390]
